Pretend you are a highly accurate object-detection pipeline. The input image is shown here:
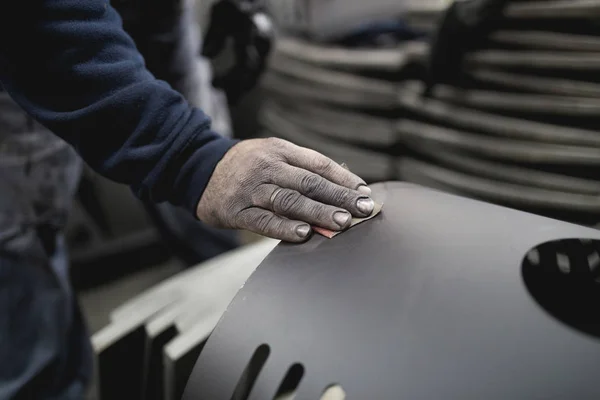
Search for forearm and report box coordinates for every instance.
[0,0,236,212]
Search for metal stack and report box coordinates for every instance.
[260,0,600,226]
[90,239,278,400]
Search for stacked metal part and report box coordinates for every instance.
[259,0,600,226]
[90,239,278,400]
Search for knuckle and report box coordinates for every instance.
[253,154,273,172]
[251,157,280,183]
[265,137,286,149]
[254,212,278,233]
[310,203,330,220]
[265,160,284,180]
[251,150,282,177]
[299,173,326,196]
[272,189,302,214]
[331,188,354,206]
[224,199,240,216]
[251,183,271,205]
[310,156,334,174]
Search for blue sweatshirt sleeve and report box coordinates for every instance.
[0,0,237,213]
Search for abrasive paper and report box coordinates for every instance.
[313,202,383,239]
[312,162,383,238]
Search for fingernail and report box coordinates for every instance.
[357,197,374,215]
[340,162,350,170]
[357,185,372,195]
[333,211,351,228]
[296,224,311,238]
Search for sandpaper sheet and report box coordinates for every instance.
[313,202,383,238]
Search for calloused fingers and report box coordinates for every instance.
[281,142,371,194]
[236,207,311,243]
[253,184,353,230]
[273,164,374,217]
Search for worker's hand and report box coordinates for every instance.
[196,138,374,242]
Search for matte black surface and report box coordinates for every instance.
[183,182,600,400]
[165,340,206,400]
[142,325,178,400]
[96,325,146,400]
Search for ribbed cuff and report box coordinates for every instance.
[176,132,239,216]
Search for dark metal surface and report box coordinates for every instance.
[263,100,397,146]
[274,37,426,71]
[468,68,600,98]
[425,82,600,117]
[183,182,600,400]
[490,30,600,51]
[396,119,600,165]
[505,0,600,19]
[398,158,600,214]
[396,90,600,146]
[410,146,600,195]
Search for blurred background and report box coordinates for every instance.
[33,0,597,397]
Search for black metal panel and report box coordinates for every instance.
[142,324,179,400]
[95,324,147,400]
[182,182,600,400]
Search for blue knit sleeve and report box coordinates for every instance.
[0,0,237,213]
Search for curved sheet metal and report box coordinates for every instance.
[260,105,394,181]
[467,49,600,71]
[416,80,600,116]
[274,37,426,71]
[396,119,600,165]
[469,68,600,98]
[411,146,600,195]
[265,0,439,41]
[506,0,600,19]
[490,30,600,51]
[262,72,397,109]
[396,88,600,147]
[267,53,398,106]
[266,55,600,119]
[398,158,600,213]
[183,182,600,400]
[262,100,397,146]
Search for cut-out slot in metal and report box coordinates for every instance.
[272,363,304,400]
[556,253,571,274]
[522,239,600,338]
[231,344,270,400]
[527,249,540,266]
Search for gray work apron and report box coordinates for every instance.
[0,90,91,399]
